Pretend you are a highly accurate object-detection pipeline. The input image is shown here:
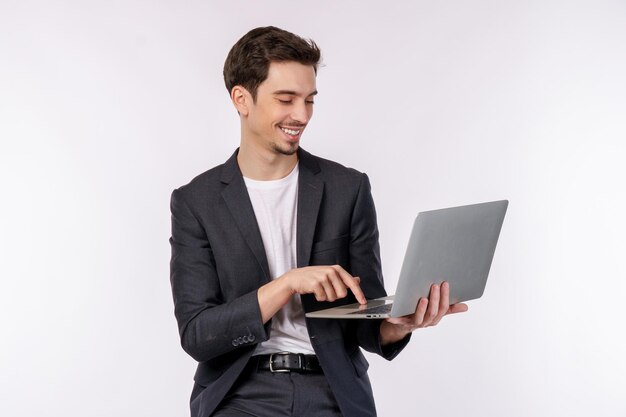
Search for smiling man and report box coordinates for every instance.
[233,60,316,178]
[169,26,467,417]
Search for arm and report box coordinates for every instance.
[170,188,268,362]
[171,186,367,362]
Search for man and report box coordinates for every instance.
[169,26,468,417]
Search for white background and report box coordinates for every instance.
[1,1,625,416]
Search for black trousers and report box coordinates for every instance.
[211,358,343,417]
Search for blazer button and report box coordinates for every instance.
[237,336,243,344]
[248,334,255,342]
[242,335,249,343]
[232,339,239,346]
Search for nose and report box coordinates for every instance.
[290,100,311,124]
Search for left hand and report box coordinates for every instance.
[380,281,468,345]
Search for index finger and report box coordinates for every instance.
[331,265,367,304]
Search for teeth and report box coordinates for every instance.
[281,127,300,136]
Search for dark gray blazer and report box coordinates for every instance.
[170,148,409,417]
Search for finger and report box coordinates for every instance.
[440,281,450,311]
[424,284,440,326]
[312,283,327,302]
[326,271,348,300]
[318,274,339,302]
[432,281,450,325]
[448,303,469,314]
[332,265,366,304]
[414,297,428,326]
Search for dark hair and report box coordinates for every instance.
[223,26,321,101]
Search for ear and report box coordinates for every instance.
[231,86,251,116]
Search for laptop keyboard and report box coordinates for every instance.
[347,303,393,315]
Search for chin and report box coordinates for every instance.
[271,141,299,156]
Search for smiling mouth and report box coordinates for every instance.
[280,126,302,136]
[279,125,304,140]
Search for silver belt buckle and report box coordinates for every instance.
[269,352,292,373]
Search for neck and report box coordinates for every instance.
[237,140,298,181]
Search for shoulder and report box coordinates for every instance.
[171,150,237,206]
[172,166,222,210]
[176,164,224,195]
[299,148,368,185]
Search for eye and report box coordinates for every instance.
[278,99,292,104]
[305,100,315,105]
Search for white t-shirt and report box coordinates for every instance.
[243,163,315,355]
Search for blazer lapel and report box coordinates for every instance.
[218,148,323,283]
[296,148,324,268]
[220,150,271,282]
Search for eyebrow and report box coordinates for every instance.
[272,90,318,97]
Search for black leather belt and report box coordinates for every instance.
[253,353,323,374]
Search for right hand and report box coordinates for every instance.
[281,265,367,304]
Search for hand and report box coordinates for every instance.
[380,281,468,345]
[258,265,366,323]
[282,265,366,304]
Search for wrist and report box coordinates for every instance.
[257,273,296,323]
[277,271,297,296]
[379,321,411,346]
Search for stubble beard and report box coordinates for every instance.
[271,141,299,156]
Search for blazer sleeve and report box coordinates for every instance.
[169,187,269,363]
[348,173,411,359]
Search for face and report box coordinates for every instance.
[237,61,317,156]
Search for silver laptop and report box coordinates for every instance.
[305,200,508,319]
